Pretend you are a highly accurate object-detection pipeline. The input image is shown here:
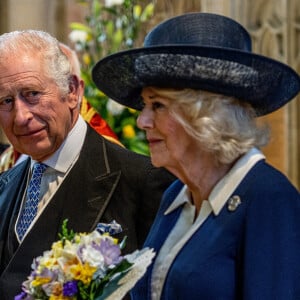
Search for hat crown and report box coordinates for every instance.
[92,12,300,116]
[144,13,252,52]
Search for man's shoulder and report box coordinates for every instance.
[89,127,151,162]
[104,137,153,168]
[0,159,28,179]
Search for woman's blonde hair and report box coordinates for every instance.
[148,87,269,165]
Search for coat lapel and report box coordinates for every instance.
[59,126,122,232]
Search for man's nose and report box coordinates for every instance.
[13,95,33,124]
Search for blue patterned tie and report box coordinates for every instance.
[16,162,47,240]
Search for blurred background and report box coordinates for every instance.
[0,0,299,189]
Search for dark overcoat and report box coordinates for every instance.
[0,125,175,299]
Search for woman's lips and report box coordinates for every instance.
[147,138,162,146]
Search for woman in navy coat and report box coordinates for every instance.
[92,13,300,299]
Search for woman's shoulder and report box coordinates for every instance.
[245,160,299,196]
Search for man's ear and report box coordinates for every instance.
[68,75,83,109]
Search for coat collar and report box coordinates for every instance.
[164,148,265,216]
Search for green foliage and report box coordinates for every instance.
[58,219,75,244]
[69,0,154,155]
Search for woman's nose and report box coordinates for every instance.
[137,108,154,130]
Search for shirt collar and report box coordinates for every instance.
[165,185,190,215]
[31,115,87,173]
[165,147,265,216]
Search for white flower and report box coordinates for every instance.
[79,230,104,245]
[107,99,125,116]
[81,245,105,268]
[69,30,88,44]
[104,0,124,7]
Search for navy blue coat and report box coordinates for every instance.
[131,160,300,299]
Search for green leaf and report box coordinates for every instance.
[94,269,131,300]
[58,219,75,244]
[69,22,92,33]
[141,3,155,22]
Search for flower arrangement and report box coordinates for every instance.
[69,0,155,155]
[15,220,155,300]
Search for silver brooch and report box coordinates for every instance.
[227,195,241,212]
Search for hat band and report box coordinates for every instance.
[135,53,259,91]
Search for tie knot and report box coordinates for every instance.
[32,163,47,175]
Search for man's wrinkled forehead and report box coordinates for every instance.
[0,52,46,91]
[0,51,44,75]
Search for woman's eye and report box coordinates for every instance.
[152,101,165,110]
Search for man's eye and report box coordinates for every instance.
[22,91,41,104]
[1,97,13,104]
[0,97,13,111]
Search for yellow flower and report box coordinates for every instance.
[52,240,63,253]
[83,53,91,66]
[49,295,69,300]
[123,125,135,139]
[128,108,136,114]
[141,3,154,21]
[74,233,82,243]
[113,29,123,45]
[70,263,97,285]
[133,5,142,18]
[86,32,93,42]
[42,257,57,269]
[31,276,51,287]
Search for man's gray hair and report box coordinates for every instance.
[0,30,71,95]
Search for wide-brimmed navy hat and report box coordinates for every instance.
[92,12,300,116]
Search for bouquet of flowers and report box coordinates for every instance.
[15,220,155,300]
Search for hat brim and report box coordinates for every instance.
[92,45,300,116]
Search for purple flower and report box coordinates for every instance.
[99,238,123,266]
[63,280,78,296]
[40,267,57,280]
[14,292,27,300]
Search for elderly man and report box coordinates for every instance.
[0,30,175,298]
